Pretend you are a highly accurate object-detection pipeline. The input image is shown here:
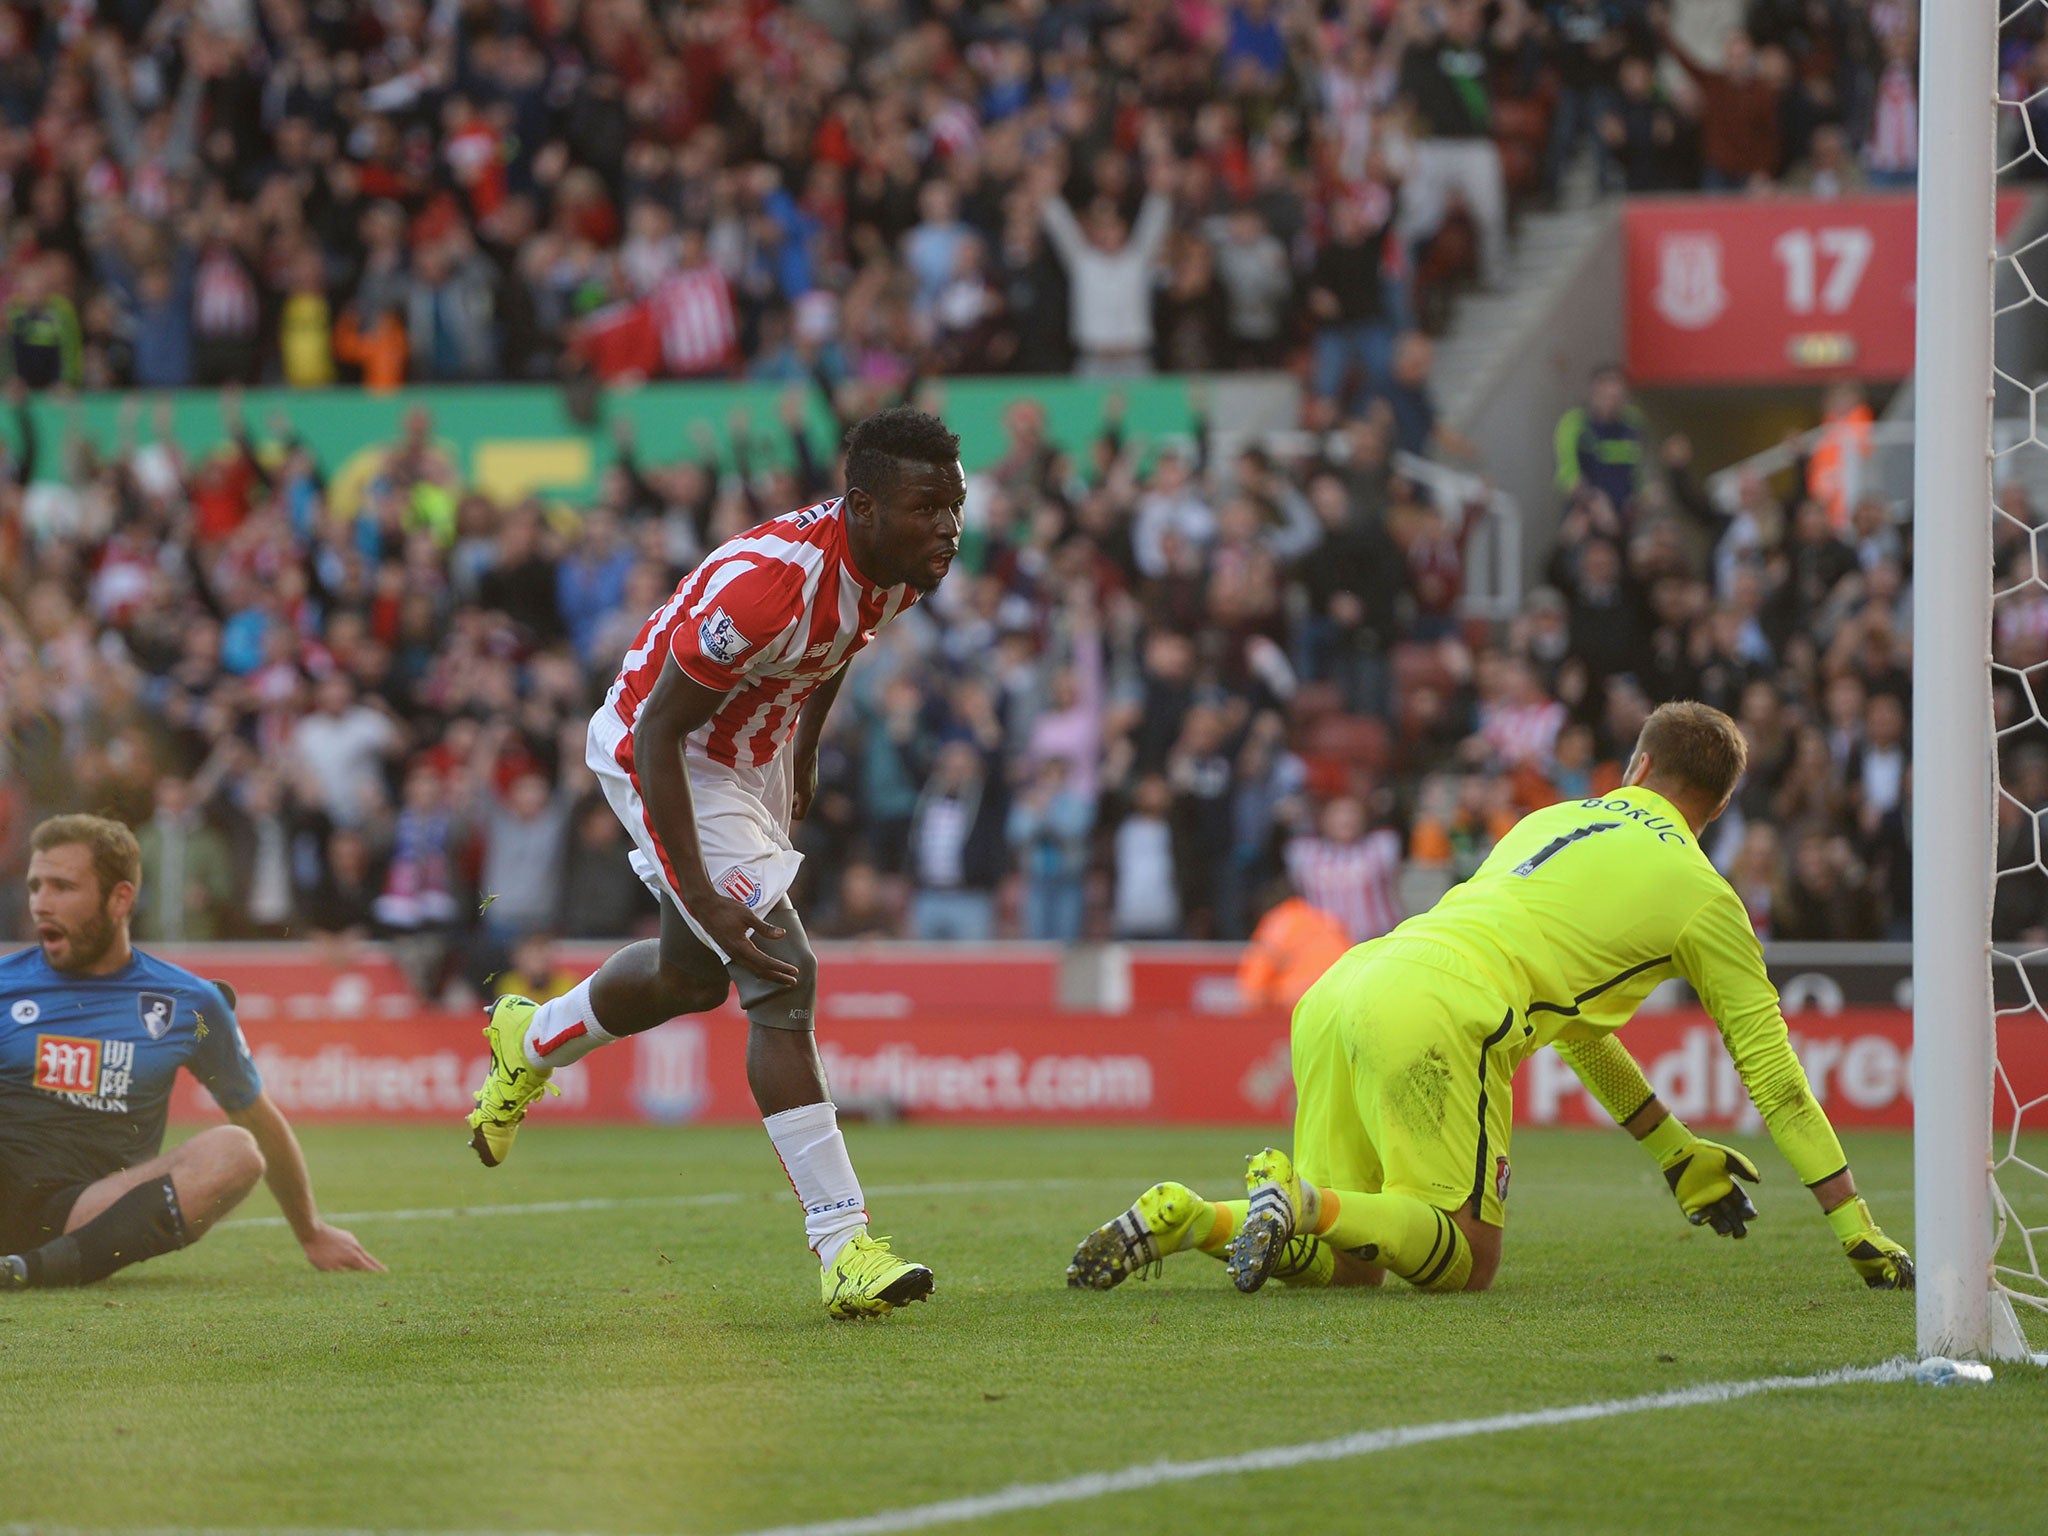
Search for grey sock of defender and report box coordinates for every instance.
[20,1177,188,1287]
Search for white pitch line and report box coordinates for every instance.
[214,1192,744,1230]
[725,1359,1922,1536]
[0,1360,1920,1536]
[219,1172,1900,1235]
[213,1177,1111,1231]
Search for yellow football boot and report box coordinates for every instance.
[1066,1181,1212,1289]
[1228,1147,1306,1294]
[822,1232,935,1319]
[464,996,557,1168]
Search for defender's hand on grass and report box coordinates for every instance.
[1643,1118,1760,1237]
[690,891,799,988]
[303,1222,385,1272]
[1827,1197,1915,1289]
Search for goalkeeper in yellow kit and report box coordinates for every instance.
[1068,701,1914,1298]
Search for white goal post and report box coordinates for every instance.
[1912,0,2034,1361]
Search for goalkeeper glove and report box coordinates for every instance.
[1640,1115,1761,1237]
[1825,1196,1915,1290]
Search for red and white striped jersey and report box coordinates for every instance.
[194,248,260,338]
[1285,830,1404,943]
[648,267,739,376]
[1478,699,1566,771]
[924,96,982,160]
[1867,63,1917,175]
[604,499,918,770]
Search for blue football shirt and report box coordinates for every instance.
[0,947,265,1188]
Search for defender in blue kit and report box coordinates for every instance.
[1,815,381,1287]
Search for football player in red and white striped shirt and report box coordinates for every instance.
[465,408,967,1319]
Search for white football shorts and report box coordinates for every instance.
[586,703,804,962]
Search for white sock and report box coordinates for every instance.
[520,977,616,1069]
[762,1101,867,1267]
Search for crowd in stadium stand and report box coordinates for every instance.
[0,0,1926,397]
[0,358,1941,978]
[0,0,1969,985]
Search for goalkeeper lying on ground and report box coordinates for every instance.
[1069,701,1913,1298]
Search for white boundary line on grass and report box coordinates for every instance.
[726,1359,1920,1536]
[212,1177,1111,1231]
[0,1359,1919,1536]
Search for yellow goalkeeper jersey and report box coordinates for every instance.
[1375,784,1847,1184]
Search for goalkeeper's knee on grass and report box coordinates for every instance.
[1312,1189,1473,1293]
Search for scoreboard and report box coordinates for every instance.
[1623,193,2029,386]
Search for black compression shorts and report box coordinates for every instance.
[0,1160,86,1253]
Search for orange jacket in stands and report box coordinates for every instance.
[1238,898,1352,1010]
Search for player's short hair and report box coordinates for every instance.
[1634,701,1748,807]
[843,407,960,502]
[30,814,142,899]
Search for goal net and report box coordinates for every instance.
[1988,3,2048,1354]
[1916,0,2048,1359]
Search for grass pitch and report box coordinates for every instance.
[0,1124,2042,1536]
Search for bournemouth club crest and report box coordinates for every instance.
[138,992,176,1040]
